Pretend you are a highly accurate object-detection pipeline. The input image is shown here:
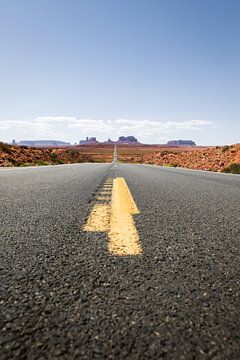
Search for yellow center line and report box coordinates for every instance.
[83,204,110,232]
[83,177,142,256]
[96,196,111,201]
[109,178,142,256]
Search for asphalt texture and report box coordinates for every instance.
[0,163,239,359]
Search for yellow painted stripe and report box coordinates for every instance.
[83,204,110,232]
[83,177,142,256]
[108,178,141,256]
[96,195,111,201]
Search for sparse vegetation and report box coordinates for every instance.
[222,163,240,174]
[0,142,12,154]
[222,145,230,152]
[161,150,171,156]
[67,149,79,156]
[82,154,95,162]
[15,162,32,167]
[35,160,49,166]
[160,150,178,156]
[163,163,178,168]
[50,152,58,161]
[54,159,65,165]
[50,152,64,164]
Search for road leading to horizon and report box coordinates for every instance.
[0,163,240,359]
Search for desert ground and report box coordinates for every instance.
[0,142,240,174]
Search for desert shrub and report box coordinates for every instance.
[222,145,230,152]
[50,152,65,164]
[222,163,240,174]
[35,160,49,166]
[67,150,79,156]
[0,142,12,154]
[53,159,65,165]
[161,150,171,156]
[163,163,178,168]
[82,154,94,162]
[15,162,31,167]
[2,161,14,167]
[160,150,178,156]
[50,152,58,161]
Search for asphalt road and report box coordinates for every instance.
[0,163,239,359]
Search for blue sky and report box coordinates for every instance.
[0,0,239,145]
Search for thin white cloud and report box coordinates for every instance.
[0,117,212,143]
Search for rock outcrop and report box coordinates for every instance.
[118,136,139,144]
[80,136,140,145]
[79,137,99,145]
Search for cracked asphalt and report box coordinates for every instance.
[0,163,240,359]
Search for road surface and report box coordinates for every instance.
[0,163,239,359]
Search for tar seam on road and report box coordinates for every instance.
[83,177,142,256]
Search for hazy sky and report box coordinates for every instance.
[0,0,239,145]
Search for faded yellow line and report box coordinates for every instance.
[96,196,111,201]
[108,178,142,256]
[83,177,142,256]
[83,204,110,232]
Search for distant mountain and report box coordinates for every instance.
[167,140,196,146]
[19,140,71,147]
